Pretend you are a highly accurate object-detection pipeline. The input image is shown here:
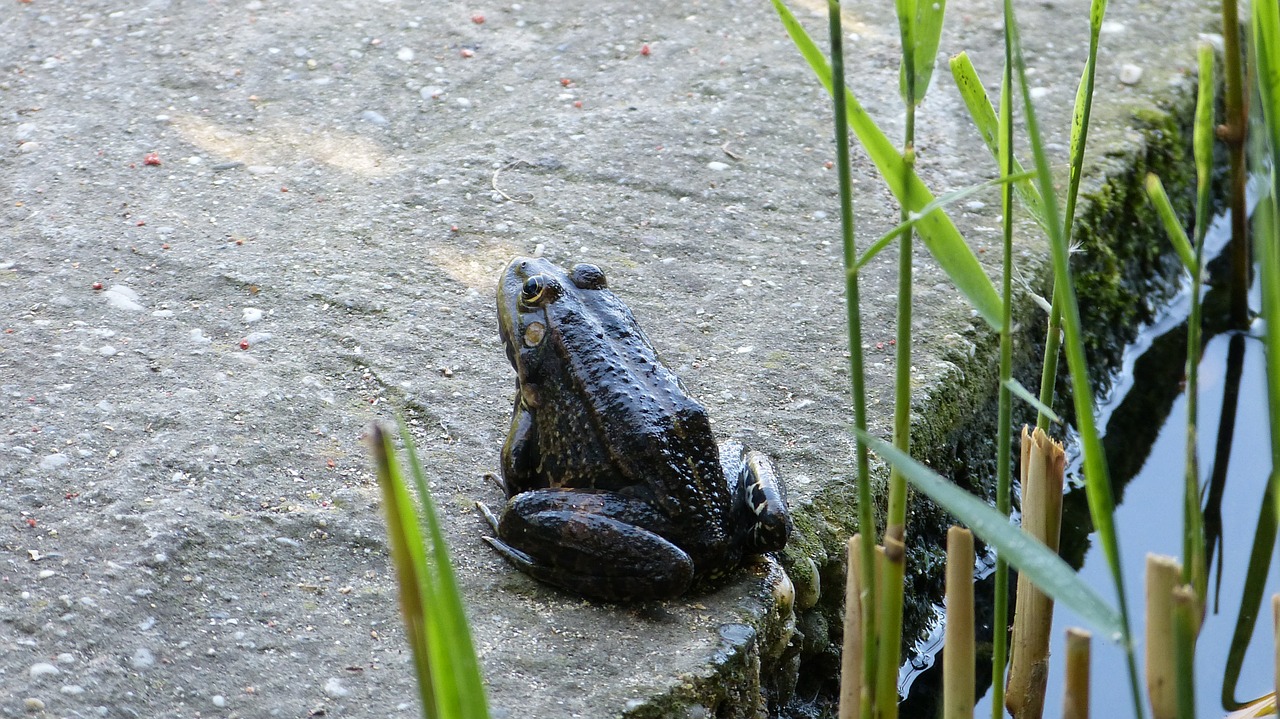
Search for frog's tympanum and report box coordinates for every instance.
[478,257,793,601]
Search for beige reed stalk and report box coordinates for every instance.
[840,535,864,719]
[1145,554,1183,719]
[1006,427,1066,719]
[1061,628,1091,719]
[943,527,975,719]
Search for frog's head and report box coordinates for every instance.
[496,256,610,392]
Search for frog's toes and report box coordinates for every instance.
[475,501,502,533]
[482,535,537,570]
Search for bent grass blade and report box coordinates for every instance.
[856,431,1124,642]
[948,53,1046,229]
[771,0,1002,330]
[856,172,1035,270]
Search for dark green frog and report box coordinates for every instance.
[477,256,792,602]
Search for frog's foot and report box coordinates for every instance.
[482,489,695,602]
[720,441,794,553]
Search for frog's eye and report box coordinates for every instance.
[520,274,556,306]
[570,263,608,290]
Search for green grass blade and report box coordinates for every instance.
[369,424,438,716]
[1193,43,1215,247]
[895,0,916,106]
[856,172,1035,269]
[1256,0,1280,546]
[398,423,491,719]
[908,0,947,106]
[1143,173,1197,273]
[948,53,1047,228]
[1062,0,1107,242]
[1220,482,1277,709]
[1259,0,1280,159]
[1002,1,1144,715]
[1180,41,1214,609]
[1260,201,1280,552]
[772,0,1002,329]
[1003,378,1061,424]
[856,431,1124,640]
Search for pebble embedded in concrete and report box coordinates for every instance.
[39,454,70,471]
[103,285,144,312]
[29,662,60,678]
[189,329,212,348]
[131,647,155,670]
[324,677,350,698]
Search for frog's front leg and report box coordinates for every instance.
[477,488,694,602]
[720,441,793,553]
[499,400,543,498]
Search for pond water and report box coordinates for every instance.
[899,210,1278,718]
[1030,329,1274,718]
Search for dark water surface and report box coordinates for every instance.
[1031,329,1274,718]
[900,210,1277,718]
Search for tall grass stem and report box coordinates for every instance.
[1002,1,1143,714]
[944,527,976,719]
[992,44,1016,719]
[825,0,879,708]
[1173,586,1199,719]
[1037,0,1109,434]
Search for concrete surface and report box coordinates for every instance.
[0,0,1216,717]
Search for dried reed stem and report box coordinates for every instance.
[839,535,864,719]
[1145,554,1183,719]
[1006,427,1066,719]
[1061,628,1091,719]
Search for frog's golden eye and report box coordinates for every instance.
[570,263,607,290]
[520,274,555,306]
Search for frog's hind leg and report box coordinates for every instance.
[482,489,694,602]
[720,441,793,553]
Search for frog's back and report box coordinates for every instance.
[538,280,733,527]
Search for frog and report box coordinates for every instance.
[476,256,793,602]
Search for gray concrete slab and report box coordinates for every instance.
[1,0,1215,716]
